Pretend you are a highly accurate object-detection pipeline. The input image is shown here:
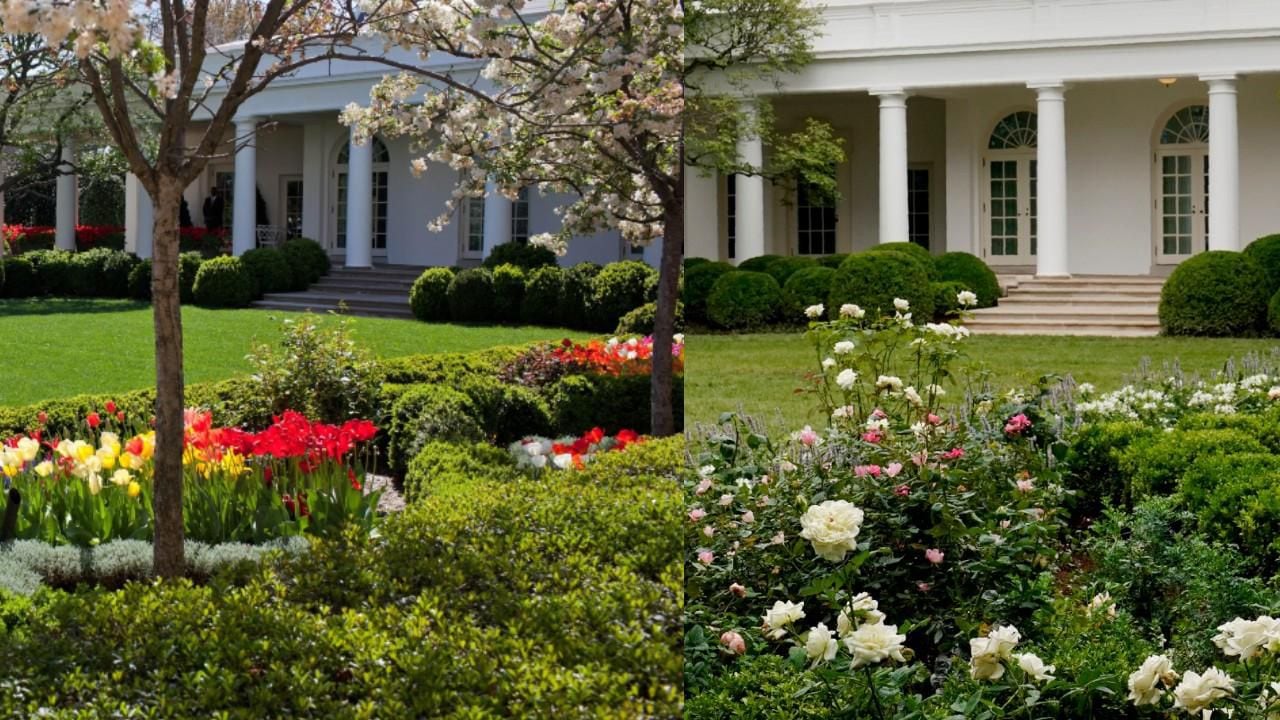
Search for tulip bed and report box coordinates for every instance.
[685,296,1280,720]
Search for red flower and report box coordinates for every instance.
[86,412,101,429]
[116,411,126,423]
[104,401,117,415]
[348,468,362,492]
[36,411,47,426]
[125,437,144,456]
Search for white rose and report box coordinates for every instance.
[821,357,836,370]
[761,600,806,639]
[970,625,1021,681]
[836,369,858,390]
[1128,654,1177,706]
[1015,653,1055,683]
[798,500,865,562]
[804,304,825,319]
[840,303,865,319]
[1213,616,1280,660]
[837,593,880,635]
[1172,668,1234,714]
[957,290,978,307]
[893,298,910,312]
[903,386,922,406]
[805,622,839,666]
[844,621,907,668]
[833,341,855,355]
[875,375,903,393]
[698,465,716,478]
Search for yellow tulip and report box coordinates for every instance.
[127,481,141,499]
[111,469,132,487]
[16,437,39,462]
[97,446,117,470]
[75,443,94,463]
[34,461,53,478]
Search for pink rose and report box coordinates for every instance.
[741,510,755,524]
[697,549,715,564]
[854,464,882,478]
[925,548,944,565]
[720,631,746,655]
[885,462,903,478]
[871,408,887,419]
[926,413,942,425]
[796,426,820,446]
[862,431,883,444]
[718,494,734,506]
[917,582,932,592]
[729,582,747,598]
[688,508,706,522]
[1004,413,1032,436]
[894,484,910,497]
[695,479,713,495]
[703,526,715,537]
[942,447,965,461]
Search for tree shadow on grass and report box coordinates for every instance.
[0,298,149,317]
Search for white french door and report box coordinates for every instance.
[1155,148,1209,264]
[982,153,1037,266]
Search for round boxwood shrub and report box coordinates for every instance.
[520,266,563,326]
[481,241,557,271]
[239,247,292,298]
[866,242,939,280]
[930,280,970,321]
[447,268,494,322]
[684,257,711,271]
[764,256,817,286]
[386,385,485,476]
[192,256,254,308]
[589,260,657,331]
[615,300,685,335]
[936,251,1001,308]
[706,270,782,330]
[782,266,836,321]
[557,262,600,329]
[456,375,552,443]
[280,237,329,289]
[98,250,139,298]
[737,254,782,275]
[25,250,75,296]
[828,251,934,320]
[1244,234,1280,297]
[682,261,732,323]
[1159,251,1268,336]
[1,257,39,298]
[128,259,151,300]
[409,267,454,322]
[490,263,526,323]
[817,253,849,269]
[1269,288,1280,336]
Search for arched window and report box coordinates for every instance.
[988,111,1038,150]
[334,136,390,251]
[1160,105,1209,145]
[337,136,391,163]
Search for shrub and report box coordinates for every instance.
[454,375,552,443]
[180,252,203,303]
[0,257,38,297]
[1064,420,1157,513]
[828,251,934,319]
[409,267,454,322]
[403,440,514,501]
[866,242,940,280]
[557,262,600,329]
[615,300,685,335]
[1159,250,1268,336]
[386,385,485,475]
[936,251,1001,308]
[1176,410,1280,453]
[548,372,683,435]
[682,260,733,323]
[192,256,254,308]
[240,247,293,298]
[279,237,329,289]
[1180,453,1280,567]
[245,315,381,425]
[489,263,526,323]
[763,256,816,286]
[781,265,836,321]
[481,241,557,270]
[447,268,494,322]
[128,259,151,300]
[589,260,657,331]
[519,265,563,325]
[736,254,782,274]
[930,280,970,321]
[684,257,711,271]
[24,249,75,296]
[1244,233,1280,297]
[1120,427,1267,499]
[816,253,848,269]
[66,247,135,297]
[705,270,782,330]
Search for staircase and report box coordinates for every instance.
[252,264,424,319]
[966,275,1164,337]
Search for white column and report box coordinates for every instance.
[231,117,258,256]
[344,125,374,268]
[872,88,910,244]
[734,101,766,262]
[684,168,719,259]
[124,173,153,259]
[1203,73,1240,251]
[481,180,513,258]
[1031,82,1069,276]
[54,139,77,251]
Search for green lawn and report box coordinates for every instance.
[0,298,578,407]
[687,332,1280,429]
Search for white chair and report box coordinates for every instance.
[255,225,285,248]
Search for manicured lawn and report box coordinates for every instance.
[0,298,579,406]
[687,331,1280,429]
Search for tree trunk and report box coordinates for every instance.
[650,194,685,437]
[151,178,186,578]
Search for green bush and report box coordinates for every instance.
[245,315,381,426]
[816,253,849,269]
[736,254,782,274]
[1159,250,1269,336]
[683,260,733,324]
[781,265,837,321]
[866,242,940,280]
[65,247,136,297]
[192,255,254,308]
[930,280,970,322]
[1244,233,1280,297]
[490,263,526,323]
[1176,410,1280,452]
[589,260,657,331]
[549,373,682,435]
[557,262,600,329]
[1120,427,1268,499]
[409,267,454,322]
[1181,454,1280,567]
[447,268,494,323]
[520,265,563,326]
[615,300,685,335]
[180,252,203,303]
[403,440,515,501]
[455,375,553,444]
[481,241,557,271]
[828,251,934,319]
[1065,421,1157,513]
[936,251,1001,308]
[684,257,711,271]
[706,270,782,330]
[24,249,75,296]
[279,237,329,289]
[386,385,485,476]
[127,259,151,300]
[240,247,293,298]
[762,256,816,286]
[0,257,38,297]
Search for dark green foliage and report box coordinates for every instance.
[127,259,151,300]
[736,254,782,274]
[549,373,682,435]
[192,256,254,308]
[1178,452,1280,566]
[178,231,226,258]
[279,237,329,289]
[684,257,712,271]
[816,253,848,269]
[557,262,600,329]
[0,257,38,297]
[244,316,381,425]
[68,248,136,298]
[683,260,733,323]
[377,346,527,386]
[240,247,293,298]
[481,241,557,270]
[1244,233,1280,296]
[589,260,657,331]
[930,280,970,322]
[1270,286,1280,335]
[447,268,494,322]
[1064,420,1157,514]
[490,263,526,322]
[24,249,75,296]
[828,251,934,319]
[520,265,563,325]
[1176,409,1280,452]
[455,375,553,443]
[1159,250,1269,336]
[402,440,514,501]
[1121,427,1267,500]
[762,256,816,286]
[179,252,204,303]
[706,271,782,330]
[936,251,1001,308]
[866,242,940,280]
[409,267,454,322]
[781,265,836,321]
[615,301,685,335]
[386,385,485,476]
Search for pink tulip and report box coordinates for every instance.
[925,548,945,565]
[688,508,706,522]
[885,462,903,478]
[697,550,715,564]
[894,484,910,497]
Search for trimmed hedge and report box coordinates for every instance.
[816,253,849,269]
[409,267,454,322]
[453,375,553,444]
[1065,420,1158,513]
[1121,427,1268,500]
[615,300,685,335]
[386,385,485,476]
[25,249,75,296]
[192,256,254,308]
[403,440,515,501]
[520,265,563,325]
[706,270,782,330]
[828,251,934,319]
[683,260,733,323]
[1244,234,1280,297]
[1159,251,1269,336]
[548,373,681,437]
[866,242,940,280]
[930,280,970,321]
[589,261,657,331]
[0,257,38,297]
[481,241,557,270]
[936,251,1001,308]
[684,257,712,271]
[736,254,782,274]
[490,263,526,323]
[447,268,495,323]
[240,247,293,298]
[280,237,329,289]
[763,256,816,286]
[557,262,601,329]
[1270,287,1280,336]
[782,266,837,321]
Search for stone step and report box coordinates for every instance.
[1013,281,1164,294]
[252,299,416,319]
[261,291,407,305]
[310,280,416,293]
[1021,274,1166,284]
[964,323,1160,337]
[972,304,1159,317]
[999,292,1160,304]
[970,313,1160,326]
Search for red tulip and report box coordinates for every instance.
[104,401,117,415]
[86,412,101,429]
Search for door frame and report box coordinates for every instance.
[980,150,1037,266]
[278,174,303,240]
[329,138,390,258]
[1152,145,1209,265]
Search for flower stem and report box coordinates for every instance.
[865,666,887,720]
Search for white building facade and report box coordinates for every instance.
[685,0,1280,276]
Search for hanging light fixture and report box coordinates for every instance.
[1158,77,1178,87]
